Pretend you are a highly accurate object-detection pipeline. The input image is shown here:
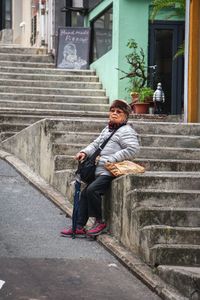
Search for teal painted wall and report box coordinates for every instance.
[87,0,184,103]
[86,0,119,101]
[118,0,150,102]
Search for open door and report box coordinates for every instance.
[149,21,184,115]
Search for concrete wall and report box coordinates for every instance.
[87,0,151,103]
[0,119,54,183]
[12,0,22,44]
[12,0,32,46]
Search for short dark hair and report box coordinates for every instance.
[110,99,132,117]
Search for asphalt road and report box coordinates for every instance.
[0,159,161,300]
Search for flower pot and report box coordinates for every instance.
[132,102,150,114]
[130,92,139,103]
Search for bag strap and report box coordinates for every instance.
[98,128,117,151]
[91,124,125,159]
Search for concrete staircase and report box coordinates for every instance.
[1,46,200,298]
[0,46,110,142]
[47,119,200,298]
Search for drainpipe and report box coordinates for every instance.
[184,0,190,123]
[40,0,46,46]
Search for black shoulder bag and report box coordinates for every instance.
[76,129,117,184]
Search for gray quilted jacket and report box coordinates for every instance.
[81,124,140,177]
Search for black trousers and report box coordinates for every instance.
[77,175,113,227]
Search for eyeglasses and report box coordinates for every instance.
[110,108,124,115]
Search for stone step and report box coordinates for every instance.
[40,118,200,136]
[128,188,200,208]
[52,142,200,160]
[135,207,200,228]
[0,100,109,112]
[133,122,200,136]
[50,131,200,148]
[150,244,200,266]
[52,169,75,199]
[139,134,200,148]
[54,154,200,172]
[0,66,96,75]
[157,265,200,299]
[0,114,48,124]
[0,86,105,96]
[140,225,200,247]
[0,116,106,125]
[129,172,200,190]
[0,53,53,63]
[0,93,108,104]
[0,123,28,131]
[0,46,48,54]
[0,108,108,118]
[0,79,102,89]
[0,60,54,68]
[0,131,17,142]
[136,158,200,172]
[0,72,99,82]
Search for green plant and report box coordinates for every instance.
[139,87,154,103]
[150,0,185,57]
[117,39,149,96]
[150,0,185,21]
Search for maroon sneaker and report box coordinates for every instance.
[86,222,107,236]
[60,227,86,237]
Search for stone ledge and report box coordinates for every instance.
[0,149,187,300]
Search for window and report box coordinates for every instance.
[91,5,113,62]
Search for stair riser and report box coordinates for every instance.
[158,266,200,299]
[20,118,200,136]
[0,101,109,112]
[133,123,200,136]
[139,228,200,265]
[129,175,200,190]
[138,160,200,172]
[0,132,16,142]
[51,132,200,148]
[0,80,102,89]
[0,109,107,118]
[139,148,200,160]
[140,227,200,248]
[0,124,27,131]
[140,135,200,148]
[136,209,200,227]
[0,93,108,104]
[0,87,105,96]
[53,152,200,172]
[0,66,96,75]
[54,156,200,172]
[150,248,200,266]
[0,115,45,124]
[0,54,53,63]
[0,61,54,68]
[0,73,99,82]
[132,190,200,208]
[0,47,47,54]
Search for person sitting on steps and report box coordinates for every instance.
[61,99,140,238]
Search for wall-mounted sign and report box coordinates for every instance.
[56,27,91,70]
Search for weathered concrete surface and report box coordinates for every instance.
[157,266,200,299]
[0,158,164,300]
[0,152,186,300]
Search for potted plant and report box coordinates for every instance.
[117,39,153,114]
[133,86,154,114]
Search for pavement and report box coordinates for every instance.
[0,150,187,300]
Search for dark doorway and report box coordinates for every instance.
[149,21,184,114]
[0,0,12,31]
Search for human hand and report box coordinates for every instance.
[75,152,86,161]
